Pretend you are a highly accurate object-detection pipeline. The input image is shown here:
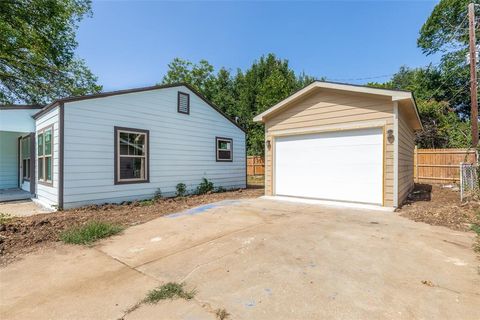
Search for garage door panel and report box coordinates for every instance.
[274,128,383,205]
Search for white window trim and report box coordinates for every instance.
[37,125,53,185]
[115,127,149,184]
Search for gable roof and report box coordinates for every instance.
[32,83,246,133]
[0,104,44,110]
[253,80,423,130]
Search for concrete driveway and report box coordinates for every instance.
[1,198,479,319]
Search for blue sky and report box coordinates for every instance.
[76,1,440,91]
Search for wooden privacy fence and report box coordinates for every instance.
[247,156,265,176]
[414,148,478,184]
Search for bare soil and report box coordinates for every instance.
[0,188,263,265]
[398,184,480,232]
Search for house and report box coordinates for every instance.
[253,81,422,209]
[0,83,246,209]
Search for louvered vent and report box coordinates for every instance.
[178,92,190,114]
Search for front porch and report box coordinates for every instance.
[0,131,35,197]
[1,106,41,200]
[0,188,33,202]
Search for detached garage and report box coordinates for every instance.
[253,81,423,209]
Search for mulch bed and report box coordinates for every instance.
[0,188,263,266]
[398,184,480,232]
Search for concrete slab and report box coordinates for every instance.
[0,189,32,202]
[125,300,215,320]
[1,198,479,319]
[0,199,51,217]
[0,245,158,320]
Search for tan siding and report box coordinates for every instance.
[264,89,395,206]
[397,107,415,205]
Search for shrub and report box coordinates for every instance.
[196,178,214,195]
[215,186,227,193]
[176,183,187,197]
[154,188,162,200]
[60,221,123,245]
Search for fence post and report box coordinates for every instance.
[460,162,464,202]
[414,146,418,183]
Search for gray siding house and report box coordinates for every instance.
[0,84,246,209]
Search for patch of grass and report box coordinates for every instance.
[138,199,155,206]
[215,308,230,320]
[0,213,12,224]
[60,221,123,245]
[143,282,196,304]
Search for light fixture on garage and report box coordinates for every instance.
[387,129,395,143]
[266,139,271,150]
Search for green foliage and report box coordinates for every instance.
[162,54,315,155]
[60,221,123,245]
[0,0,102,104]
[417,0,475,55]
[0,213,12,224]
[154,188,162,200]
[415,100,471,148]
[144,282,196,303]
[215,186,227,193]
[196,178,214,195]
[368,65,472,148]
[416,0,478,117]
[176,183,187,197]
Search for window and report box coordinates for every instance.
[177,92,190,114]
[115,127,149,184]
[37,126,53,184]
[216,137,233,162]
[21,135,31,181]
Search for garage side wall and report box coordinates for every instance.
[397,106,415,205]
[264,89,395,206]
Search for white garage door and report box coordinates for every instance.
[274,128,383,205]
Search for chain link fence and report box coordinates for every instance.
[460,163,479,201]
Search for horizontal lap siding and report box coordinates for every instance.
[35,107,59,206]
[264,89,394,206]
[0,132,19,189]
[63,86,245,208]
[398,108,415,205]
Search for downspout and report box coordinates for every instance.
[58,103,64,210]
[393,101,399,208]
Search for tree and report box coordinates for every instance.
[415,100,471,148]
[235,54,311,154]
[161,58,217,101]
[417,0,479,117]
[0,0,102,104]
[368,66,472,148]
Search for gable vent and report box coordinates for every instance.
[177,92,190,114]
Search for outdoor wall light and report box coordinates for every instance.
[387,129,395,144]
[266,139,271,150]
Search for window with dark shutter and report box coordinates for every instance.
[178,92,190,114]
[216,137,233,162]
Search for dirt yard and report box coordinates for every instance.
[0,188,263,265]
[399,184,480,232]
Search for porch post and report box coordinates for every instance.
[30,132,35,195]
